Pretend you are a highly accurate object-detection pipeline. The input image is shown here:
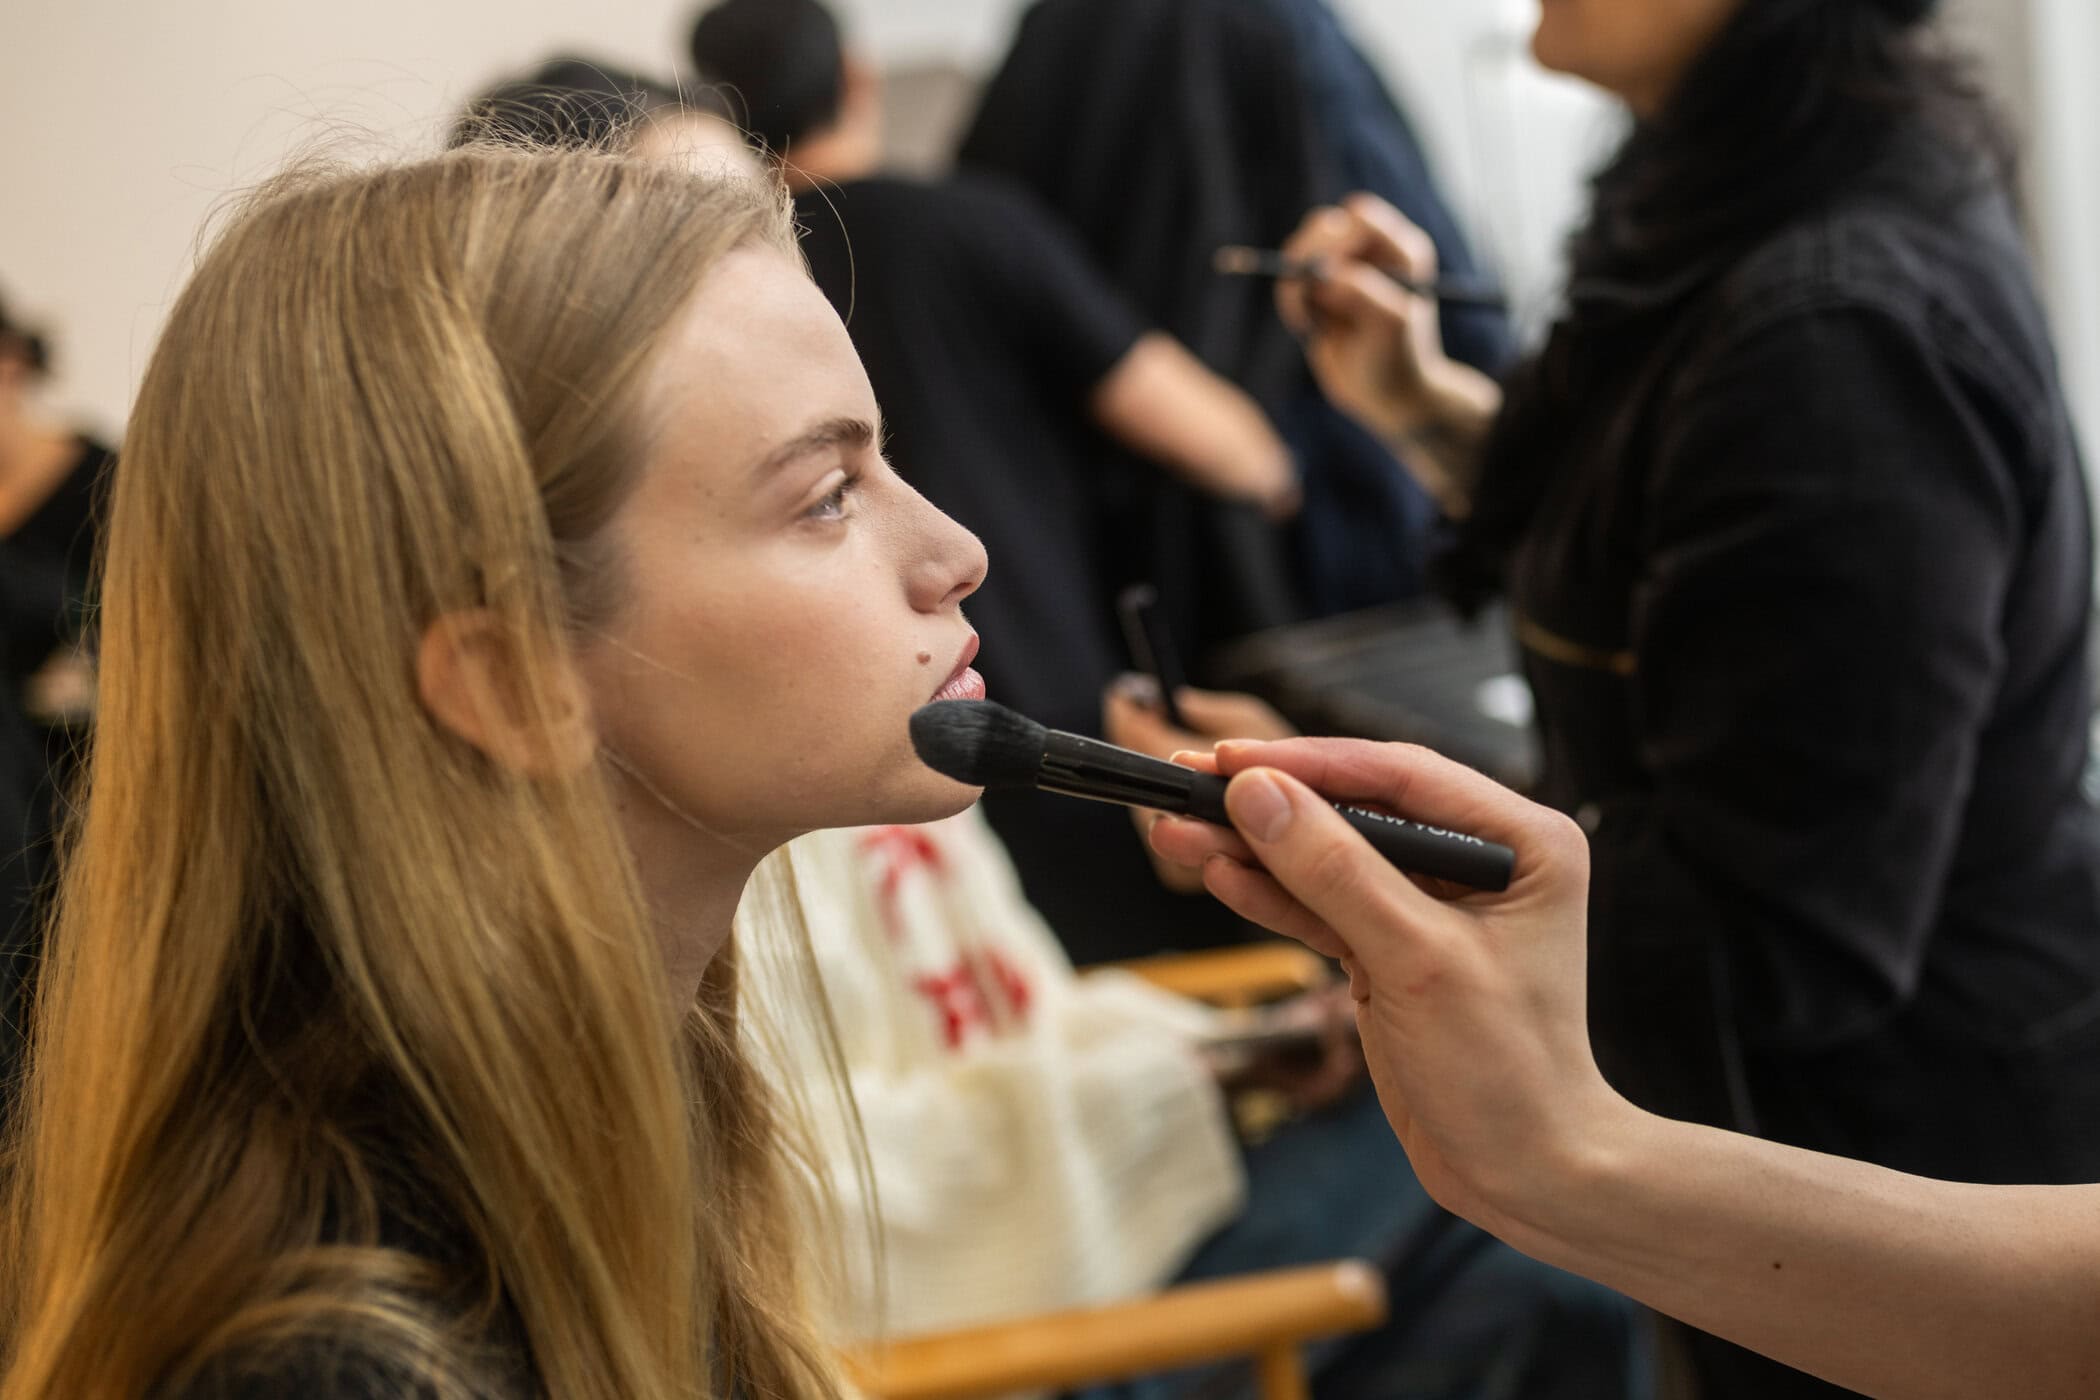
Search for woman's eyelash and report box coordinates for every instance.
[806,470,861,521]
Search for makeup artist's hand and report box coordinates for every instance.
[1147,738,1633,1232]
[1278,194,1501,518]
[1103,677,1299,894]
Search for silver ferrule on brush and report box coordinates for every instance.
[1038,731,1210,810]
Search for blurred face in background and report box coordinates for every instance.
[1531,0,1746,115]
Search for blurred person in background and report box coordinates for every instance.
[960,0,1515,621]
[690,0,1301,965]
[1275,1,2100,1394]
[0,293,111,1090]
[455,54,756,173]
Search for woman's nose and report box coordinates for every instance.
[911,495,988,613]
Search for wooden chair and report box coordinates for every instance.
[847,1259,1386,1400]
[1095,941,1330,1009]
[846,943,1376,1400]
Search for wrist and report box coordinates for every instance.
[1473,1086,1655,1264]
[1370,361,1498,519]
[1419,356,1503,438]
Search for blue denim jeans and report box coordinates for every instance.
[1080,1085,1655,1400]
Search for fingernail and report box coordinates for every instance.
[1229,770,1293,843]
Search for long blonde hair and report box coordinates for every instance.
[0,147,843,1399]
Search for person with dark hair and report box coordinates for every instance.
[1274,1,2100,1395]
[455,56,755,174]
[685,0,850,163]
[689,0,1302,966]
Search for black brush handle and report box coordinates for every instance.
[1182,771,1514,893]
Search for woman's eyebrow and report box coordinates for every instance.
[749,416,876,480]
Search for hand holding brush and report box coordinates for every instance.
[1266,193,1507,517]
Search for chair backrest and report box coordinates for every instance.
[846,1258,1388,1400]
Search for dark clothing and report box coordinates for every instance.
[795,175,1262,962]
[960,0,1511,621]
[1109,1086,1651,1400]
[0,435,110,1094]
[163,1198,537,1399]
[172,1311,534,1400]
[797,174,1142,739]
[3,435,106,673]
[179,1343,450,1400]
[960,0,1323,411]
[1455,131,2100,1394]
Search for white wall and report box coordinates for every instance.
[1,0,694,436]
[2,0,2092,443]
[2026,0,2100,453]
[0,0,1595,431]
[1321,0,1619,334]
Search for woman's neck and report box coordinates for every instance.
[604,765,777,1007]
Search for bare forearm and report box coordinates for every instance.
[1496,1109,2100,1398]
[1091,334,1292,502]
[1377,361,1499,520]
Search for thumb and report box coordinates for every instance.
[1223,767,1443,979]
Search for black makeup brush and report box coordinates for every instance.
[1213,245,1507,311]
[911,700,1514,892]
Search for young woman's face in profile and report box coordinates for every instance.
[577,246,989,847]
[1530,0,1744,115]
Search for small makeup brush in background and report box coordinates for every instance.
[1213,244,1507,311]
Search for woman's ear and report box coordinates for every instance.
[416,610,594,776]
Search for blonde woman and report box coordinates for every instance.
[0,147,987,1397]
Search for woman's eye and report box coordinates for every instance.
[804,473,858,522]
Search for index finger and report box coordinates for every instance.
[1211,737,1565,858]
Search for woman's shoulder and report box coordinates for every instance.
[162,1320,536,1400]
[1710,151,2035,354]
[157,1192,537,1400]
[162,1339,438,1400]
[1684,173,2056,425]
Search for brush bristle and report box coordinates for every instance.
[910,701,1048,788]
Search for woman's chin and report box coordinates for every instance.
[899,773,985,825]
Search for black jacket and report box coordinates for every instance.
[1462,137,2100,1184]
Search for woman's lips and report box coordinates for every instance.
[933,666,986,702]
[932,634,984,701]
